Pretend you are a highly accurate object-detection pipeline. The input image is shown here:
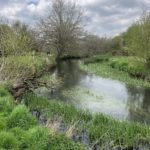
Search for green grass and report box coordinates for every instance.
[24,93,92,123]
[80,58,150,88]
[0,86,85,150]
[0,131,19,150]
[37,74,63,89]
[84,54,111,64]
[108,56,148,78]
[0,53,56,83]
[24,93,150,149]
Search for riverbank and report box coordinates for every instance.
[0,84,85,150]
[3,86,150,150]
[0,53,57,99]
[24,92,150,149]
[81,55,150,87]
[1,53,150,149]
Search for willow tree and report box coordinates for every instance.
[39,0,84,60]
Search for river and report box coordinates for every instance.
[36,60,150,124]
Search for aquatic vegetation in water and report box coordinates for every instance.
[62,86,104,103]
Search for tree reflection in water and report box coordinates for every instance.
[127,86,150,124]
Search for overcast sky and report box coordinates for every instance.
[0,0,150,37]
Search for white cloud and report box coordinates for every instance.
[0,0,150,37]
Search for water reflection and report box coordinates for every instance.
[52,60,150,124]
[55,60,85,88]
[127,86,150,123]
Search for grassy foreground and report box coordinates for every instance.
[81,55,150,87]
[24,93,150,149]
[0,86,85,150]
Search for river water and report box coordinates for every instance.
[37,60,150,124]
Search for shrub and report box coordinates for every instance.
[0,131,18,150]
[7,105,37,130]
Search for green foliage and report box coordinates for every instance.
[48,133,85,150]
[123,13,150,66]
[23,127,49,150]
[0,86,14,115]
[24,93,92,123]
[111,35,123,51]
[0,54,55,82]
[109,57,147,78]
[88,115,150,148]
[10,127,26,143]
[0,86,85,150]
[84,54,110,64]
[24,93,150,148]
[0,97,14,115]
[7,105,37,130]
[0,131,19,150]
[0,116,7,130]
[0,22,37,56]
[0,86,11,97]
[38,73,62,89]
[81,58,150,87]
[22,126,85,150]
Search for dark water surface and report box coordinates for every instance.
[37,60,150,124]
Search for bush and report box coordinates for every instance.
[23,127,49,150]
[0,131,18,149]
[7,105,37,130]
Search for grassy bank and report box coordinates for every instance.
[81,55,150,87]
[24,93,150,149]
[0,86,85,150]
[0,53,56,84]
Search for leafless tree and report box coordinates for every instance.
[39,0,84,60]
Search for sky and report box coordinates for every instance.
[0,0,150,37]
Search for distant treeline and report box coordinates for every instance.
[0,1,150,64]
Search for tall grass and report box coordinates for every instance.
[81,57,150,87]
[24,93,150,149]
[0,53,56,83]
[0,86,85,150]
